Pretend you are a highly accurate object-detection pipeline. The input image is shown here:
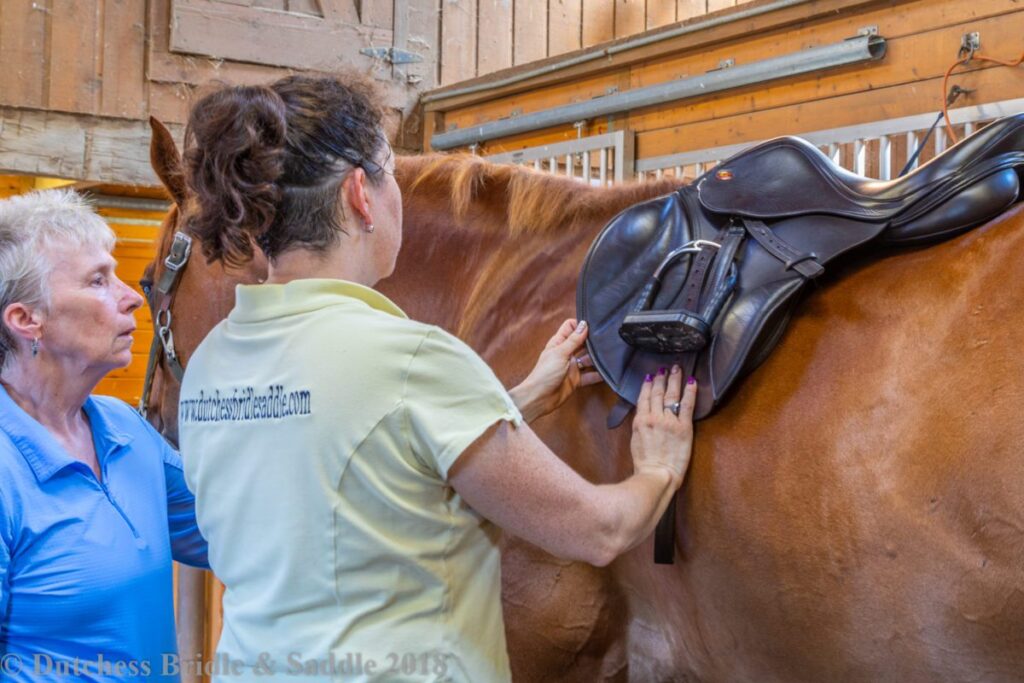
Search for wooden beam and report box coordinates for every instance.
[170,0,391,72]
[0,107,184,185]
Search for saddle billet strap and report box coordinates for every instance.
[743,218,825,279]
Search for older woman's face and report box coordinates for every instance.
[41,240,143,373]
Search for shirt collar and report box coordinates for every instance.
[0,385,133,483]
[229,278,408,323]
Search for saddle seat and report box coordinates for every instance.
[578,113,1024,425]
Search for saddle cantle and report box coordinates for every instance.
[578,113,1024,426]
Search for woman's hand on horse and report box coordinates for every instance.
[509,318,603,423]
[631,366,697,488]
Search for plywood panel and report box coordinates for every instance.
[441,0,477,84]
[582,0,614,47]
[478,0,513,73]
[634,66,1020,157]
[549,0,582,55]
[0,0,48,108]
[514,0,547,65]
[677,0,706,21]
[614,0,645,36]
[49,0,101,114]
[647,1,676,29]
[100,0,147,119]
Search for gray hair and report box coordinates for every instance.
[0,189,115,370]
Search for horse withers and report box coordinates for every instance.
[143,118,1024,682]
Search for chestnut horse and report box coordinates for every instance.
[144,120,1024,682]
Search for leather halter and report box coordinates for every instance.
[138,231,193,418]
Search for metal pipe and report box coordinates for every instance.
[422,0,816,105]
[431,35,886,151]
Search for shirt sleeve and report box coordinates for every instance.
[160,444,210,569]
[402,327,523,480]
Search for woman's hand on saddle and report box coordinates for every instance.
[509,318,603,423]
[631,366,698,489]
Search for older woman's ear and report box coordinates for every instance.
[2,302,42,348]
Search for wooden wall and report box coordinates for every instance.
[425,0,1024,166]
[442,0,760,84]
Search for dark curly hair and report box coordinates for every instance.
[182,74,388,266]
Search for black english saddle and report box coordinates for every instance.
[579,113,1024,425]
[577,114,1024,563]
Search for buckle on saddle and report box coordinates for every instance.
[619,240,723,354]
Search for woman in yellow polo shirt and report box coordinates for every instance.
[176,74,697,682]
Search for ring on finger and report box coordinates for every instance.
[664,401,681,416]
[575,357,585,371]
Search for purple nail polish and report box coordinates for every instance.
[687,376,697,385]
[658,367,666,376]
[644,374,653,382]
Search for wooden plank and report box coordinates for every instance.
[0,0,48,108]
[148,0,284,86]
[148,82,193,125]
[100,0,147,119]
[0,107,185,185]
[440,0,477,84]
[440,0,1020,131]
[49,0,102,114]
[647,1,676,29]
[549,0,582,55]
[401,0,440,89]
[633,67,1024,158]
[253,0,288,8]
[170,0,392,72]
[426,0,887,110]
[514,0,547,65]
[478,0,513,74]
[614,0,645,37]
[360,0,394,27]
[317,0,360,21]
[288,0,322,13]
[677,0,706,22]
[582,0,614,47]
[624,6,1023,132]
[707,0,735,12]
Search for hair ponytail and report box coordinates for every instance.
[183,85,288,266]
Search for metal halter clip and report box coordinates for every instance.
[164,232,193,272]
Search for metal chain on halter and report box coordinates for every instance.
[138,231,193,418]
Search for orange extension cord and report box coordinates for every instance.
[943,48,1024,144]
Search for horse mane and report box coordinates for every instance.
[400,153,684,236]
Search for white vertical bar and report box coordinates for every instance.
[549,156,556,174]
[673,165,682,178]
[854,139,866,175]
[905,131,918,171]
[581,150,590,184]
[694,162,704,177]
[565,154,573,179]
[879,135,891,181]
[599,148,608,186]
[964,121,975,137]
[935,127,946,155]
[655,168,664,180]
[533,158,541,171]
[828,143,840,166]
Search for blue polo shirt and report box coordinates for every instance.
[0,386,209,681]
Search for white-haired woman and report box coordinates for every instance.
[0,189,208,682]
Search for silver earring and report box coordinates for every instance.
[367,224,375,233]
[31,338,39,357]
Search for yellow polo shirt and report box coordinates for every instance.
[178,279,522,682]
